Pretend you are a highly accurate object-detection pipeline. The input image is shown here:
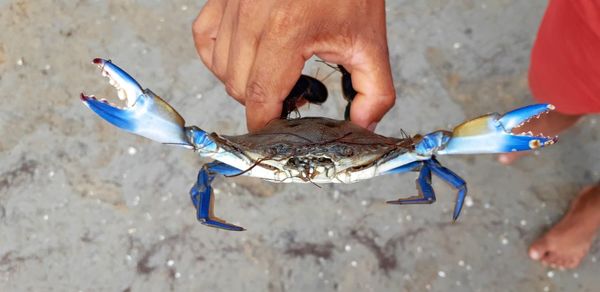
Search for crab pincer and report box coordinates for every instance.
[437,104,558,155]
[81,58,189,146]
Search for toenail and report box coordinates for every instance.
[498,155,510,164]
[530,250,541,260]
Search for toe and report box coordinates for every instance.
[555,258,569,270]
[529,239,550,261]
[498,153,527,165]
[564,258,580,269]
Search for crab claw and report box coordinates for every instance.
[81,58,190,146]
[437,104,558,155]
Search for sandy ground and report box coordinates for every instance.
[0,0,598,291]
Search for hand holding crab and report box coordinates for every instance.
[81,59,557,231]
[192,0,395,132]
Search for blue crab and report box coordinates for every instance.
[81,58,557,231]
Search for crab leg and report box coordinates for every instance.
[387,162,436,204]
[427,158,467,221]
[384,158,467,220]
[190,162,245,231]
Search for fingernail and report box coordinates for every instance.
[529,250,541,260]
[367,122,378,132]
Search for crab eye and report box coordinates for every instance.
[269,144,291,156]
[336,146,353,157]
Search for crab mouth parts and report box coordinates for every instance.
[80,58,144,109]
[504,104,557,149]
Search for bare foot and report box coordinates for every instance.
[528,184,600,269]
[498,111,582,165]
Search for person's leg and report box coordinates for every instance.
[515,0,600,269]
[529,184,600,269]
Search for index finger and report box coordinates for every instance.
[346,43,396,131]
[244,32,306,132]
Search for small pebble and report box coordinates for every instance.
[501,237,509,245]
[438,271,446,278]
[174,272,181,279]
[547,271,554,278]
[453,42,461,49]
[520,220,527,226]
[167,260,175,267]
[465,197,474,207]
[128,146,137,155]
[333,190,340,200]
[132,196,140,206]
[458,260,465,267]
[543,286,549,292]
[327,230,334,237]
[344,244,351,252]
[351,261,357,267]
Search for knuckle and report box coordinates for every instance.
[268,8,299,36]
[224,80,242,99]
[211,65,225,80]
[381,93,396,109]
[245,81,269,104]
[191,17,203,35]
[192,19,214,49]
[210,57,226,80]
[238,0,254,16]
[192,11,210,36]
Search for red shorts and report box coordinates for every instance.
[530,0,600,114]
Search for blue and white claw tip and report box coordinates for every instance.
[81,58,189,146]
[438,103,558,155]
